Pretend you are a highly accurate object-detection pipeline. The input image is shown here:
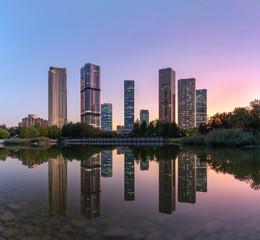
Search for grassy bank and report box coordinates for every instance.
[4,137,50,146]
[175,129,260,147]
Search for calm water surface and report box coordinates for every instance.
[0,146,259,240]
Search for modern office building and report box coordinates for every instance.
[81,63,101,128]
[48,67,67,128]
[101,150,113,177]
[18,114,48,127]
[196,89,207,128]
[124,80,135,130]
[159,159,176,214]
[101,103,112,131]
[124,151,135,201]
[81,154,101,219]
[159,68,175,122]
[140,110,149,124]
[178,153,196,204]
[48,155,67,217]
[178,78,196,129]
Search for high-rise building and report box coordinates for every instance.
[18,114,48,127]
[48,155,67,217]
[101,103,112,131]
[196,154,207,192]
[48,67,67,128]
[159,68,175,122]
[196,89,207,128]
[124,80,134,130]
[124,150,135,201]
[178,153,196,204]
[178,78,196,129]
[101,150,113,177]
[140,110,149,124]
[140,157,149,171]
[81,154,101,219]
[81,63,101,128]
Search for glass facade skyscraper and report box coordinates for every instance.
[48,67,67,128]
[124,80,134,130]
[81,63,101,128]
[178,78,196,129]
[140,109,149,124]
[196,89,207,128]
[159,68,175,122]
[101,103,112,132]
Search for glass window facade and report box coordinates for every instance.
[124,80,135,130]
[140,109,149,124]
[196,89,207,128]
[101,103,112,132]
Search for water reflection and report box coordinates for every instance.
[48,155,67,216]
[124,149,135,201]
[81,153,101,219]
[196,154,207,192]
[101,150,112,177]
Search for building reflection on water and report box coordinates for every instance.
[48,155,67,217]
[159,159,176,214]
[196,154,207,192]
[124,150,135,201]
[81,154,101,220]
[101,150,112,177]
[178,153,196,204]
[140,157,149,171]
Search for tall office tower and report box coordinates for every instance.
[140,110,149,124]
[159,159,175,214]
[48,155,67,217]
[178,78,196,129]
[124,80,135,130]
[159,68,175,122]
[48,67,67,128]
[101,150,113,177]
[101,103,112,131]
[196,89,207,128]
[81,63,101,128]
[124,151,135,201]
[178,153,196,204]
[140,157,149,171]
[196,154,207,192]
[81,154,101,219]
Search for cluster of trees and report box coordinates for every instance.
[199,99,260,134]
[131,120,182,137]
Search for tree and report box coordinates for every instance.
[0,128,10,139]
[140,121,147,136]
[132,120,140,136]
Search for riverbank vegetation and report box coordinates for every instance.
[4,137,50,146]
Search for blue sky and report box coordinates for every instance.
[1,0,260,128]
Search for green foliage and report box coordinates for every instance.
[0,128,10,139]
[4,139,30,145]
[181,134,205,145]
[0,148,10,160]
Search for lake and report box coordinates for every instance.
[0,145,259,240]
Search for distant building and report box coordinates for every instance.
[124,80,135,130]
[81,63,101,128]
[159,68,175,122]
[48,155,67,217]
[178,78,196,129]
[196,89,207,128]
[101,150,113,177]
[140,110,149,124]
[101,103,112,131]
[140,157,149,171]
[18,114,48,127]
[48,67,67,128]
[116,125,124,134]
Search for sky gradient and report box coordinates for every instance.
[1,0,260,129]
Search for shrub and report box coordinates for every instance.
[0,128,10,139]
[181,134,205,145]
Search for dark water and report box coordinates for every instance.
[0,145,259,240]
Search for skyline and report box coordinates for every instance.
[1,0,260,129]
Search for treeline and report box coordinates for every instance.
[131,120,182,137]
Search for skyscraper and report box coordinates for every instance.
[140,110,149,124]
[124,80,134,130]
[48,155,67,217]
[196,89,207,128]
[101,103,112,132]
[178,78,196,129]
[124,151,135,201]
[101,150,113,177]
[81,63,101,128]
[159,68,175,122]
[196,154,207,192]
[48,67,67,128]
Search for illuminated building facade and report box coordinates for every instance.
[140,110,149,124]
[81,63,101,128]
[196,154,207,192]
[48,155,67,216]
[101,103,112,131]
[159,68,175,122]
[196,89,207,128]
[101,150,112,177]
[48,67,67,128]
[124,80,135,130]
[18,114,48,127]
[124,151,135,201]
[178,78,196,129]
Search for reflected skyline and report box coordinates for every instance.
[101,150,113,177]
[124,150,135,201]
[48,155,67,217]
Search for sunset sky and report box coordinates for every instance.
[1,0,260,129]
